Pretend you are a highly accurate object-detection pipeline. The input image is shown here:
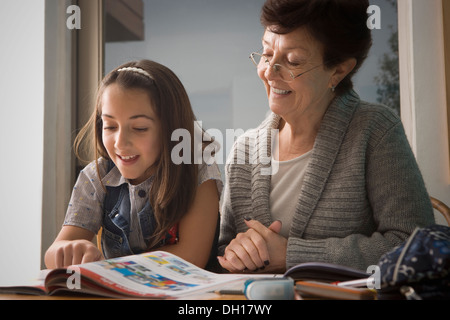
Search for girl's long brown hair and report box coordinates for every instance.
[74,60,198,250]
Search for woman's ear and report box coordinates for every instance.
[331,58,357,88]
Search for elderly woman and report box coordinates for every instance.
[217,0,434,273]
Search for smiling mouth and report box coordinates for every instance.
[118,155,138,161]
[272,87,291,95]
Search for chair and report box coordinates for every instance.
[430,196,450,226]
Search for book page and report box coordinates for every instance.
[78,251,248,298]
[0,269,52,295]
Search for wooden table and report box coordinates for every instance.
[0,292,246,300]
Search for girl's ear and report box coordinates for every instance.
[330,58,357,88]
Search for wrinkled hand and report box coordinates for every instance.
[218,219,287,273]
[52,240,103,268]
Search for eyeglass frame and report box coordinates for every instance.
[249,52,328,81]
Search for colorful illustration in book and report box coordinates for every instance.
[166,257,190,269]
[95,259,197,291]
[167,265,189,276]
[144,254,170,265]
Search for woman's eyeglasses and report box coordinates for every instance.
[249,52,325,82]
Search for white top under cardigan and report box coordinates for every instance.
[270,151,312,238]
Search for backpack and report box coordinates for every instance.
[377,224,450,300]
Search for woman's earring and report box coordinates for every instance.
[331,86,336,92]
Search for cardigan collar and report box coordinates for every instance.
[250,90,361,234]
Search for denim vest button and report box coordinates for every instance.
[138,190,146,198]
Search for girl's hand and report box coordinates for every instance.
[218,219,287,273]
[50,240,103,268]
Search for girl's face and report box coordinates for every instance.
[258,28,335,120]
[101,83,162,185]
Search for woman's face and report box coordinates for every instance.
[101,83,162,185]
[258,27,336,120]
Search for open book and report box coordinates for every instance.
[1,252,375,300]
[284,262,376,300]
[284,261,370,282]
[0,251,252,299]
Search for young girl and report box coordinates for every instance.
[45,60,222,269]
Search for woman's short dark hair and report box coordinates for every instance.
[261,0,373,95]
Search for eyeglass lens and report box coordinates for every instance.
[251,53,294,81]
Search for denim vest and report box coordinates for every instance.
[100,161,178,259]
[101,161,220,271]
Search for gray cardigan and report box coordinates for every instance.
[218,90,435,271]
